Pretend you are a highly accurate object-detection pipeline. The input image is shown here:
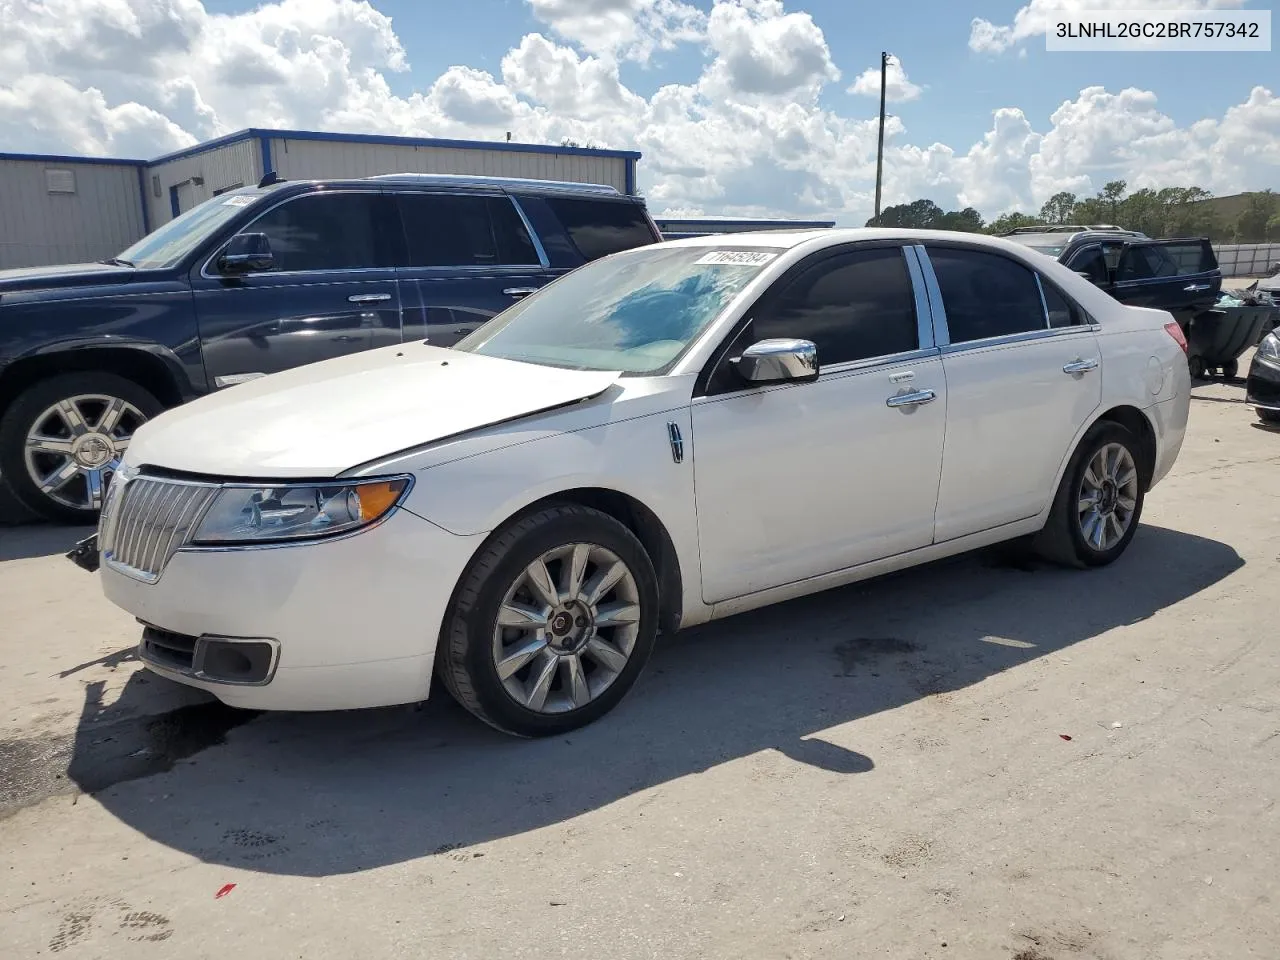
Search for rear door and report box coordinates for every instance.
[922,243,1102,542]
[394,192,549,347]
[1111,239,1221,318]
[192,190,402,388]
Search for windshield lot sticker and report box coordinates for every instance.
[223,196,256,207]
[694,251,778,267]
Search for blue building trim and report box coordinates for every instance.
[135,165,151,234]
[258,135,273,178]
[0,151,145,166]
[168,185,181,218]
[624,158,637,196]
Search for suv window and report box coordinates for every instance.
[928,247,1046,342]
[246,192,391,272]
[1067,245,1108,284]
[398,194,539,267]
[1118,241,1213,281]
[543,198,657,261]
[753,247,919,365]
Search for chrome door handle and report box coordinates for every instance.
[503,287,539,298]
[1063,357,1099,374]
[1184,283,1211,292]
[886,389,936,409]
[348,293,391,303]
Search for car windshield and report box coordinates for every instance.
[454,245,781,374]
[116,188,268,268]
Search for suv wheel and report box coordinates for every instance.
[0,373,162,524]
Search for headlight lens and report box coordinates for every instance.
[1258,331,1280,363]
[191,476,411,545]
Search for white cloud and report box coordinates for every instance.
[848,59,923,102]
[525,0,705,63]
[970,0,1247,54]
[0,0,1276,226]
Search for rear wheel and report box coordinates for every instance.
[436,504,660,737]
[1188,355,1207,381]
[0,373,161,523]
[1258,407,1280,425]
[1035,421,1145,569]
[1222,359,1239,380]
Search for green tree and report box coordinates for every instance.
[1038,191,1077,224]
[1234,190,1279,242]
[936,207,985,232]
[868,199,945,228]
[1098,180,1127,222]
[986,211,1043,234]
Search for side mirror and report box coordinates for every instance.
[217,232,274,274]
[732,338,819,385]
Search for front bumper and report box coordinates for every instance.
[1246,353,1280,411]
[100,508,484,711]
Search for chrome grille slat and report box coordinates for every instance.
[105,476,218,582]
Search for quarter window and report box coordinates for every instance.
[543,197,658,261]
[245,193,390,272]
[398,194,540,267]
[927,247,1046,342]
[1041,280,1086,328]
[753,247,919,366]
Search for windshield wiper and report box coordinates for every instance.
[98,257,136,267]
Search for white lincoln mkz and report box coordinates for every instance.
[95,229,1191,737]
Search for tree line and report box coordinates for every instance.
[866,182,1280,243]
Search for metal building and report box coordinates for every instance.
[0,129,642,269]
[654,216,835,240]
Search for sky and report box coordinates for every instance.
[0,0,1276,225]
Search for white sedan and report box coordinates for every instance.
[94,229,1191,737]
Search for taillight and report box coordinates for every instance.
[1164,321,1188,355]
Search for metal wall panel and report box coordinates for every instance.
[0,159,145,268]
[268,138,629,193]
[144,138,262,227]
[1213,243,1280,279]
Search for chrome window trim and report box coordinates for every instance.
[508,195,551,269]
[938,324,1096,356]
[902,244,938,350]
[912,244,951,346]
[1033,272,1052,328]
[198,187,393,281]
[691,346,942,404]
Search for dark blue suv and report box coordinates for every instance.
[0,174,661,522]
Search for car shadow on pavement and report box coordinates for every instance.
[0,523,93,562]
[68,523,1242,877]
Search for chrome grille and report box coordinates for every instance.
[101,476,218,582]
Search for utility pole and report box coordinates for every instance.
[874,51,889,227]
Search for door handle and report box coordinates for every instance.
[1183,283,1211,292]
[886,389,936,409]
[1063,357,1099,375]
[348,293,391,303]
[503,287,539,298]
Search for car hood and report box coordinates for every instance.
[0,261,138,294]
[126,343,622,478]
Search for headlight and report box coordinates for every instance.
[1258,331,1280,364]
[191,476,412,545]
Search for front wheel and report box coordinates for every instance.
[0,372,162,524]
[1035,421,1146,568]
[1258,407,1280,425]
[436,504,660,737]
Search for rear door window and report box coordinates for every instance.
[1119,241,1215,280]
[926,247,1047,342]
[398,194,540,267]
[543,198,658,261]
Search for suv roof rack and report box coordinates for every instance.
[363,173,622,196]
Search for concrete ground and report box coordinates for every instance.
[1,371,1278,960]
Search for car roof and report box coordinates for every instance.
[364,173,626,197]
[656,227,1065,253]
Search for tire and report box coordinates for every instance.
[1187,355,1207,381]
[1222,359,1239,380]
[0,372,163,524]
[436,504,660,737]
[1034,421,1146,569]
[1258,408,1280,425]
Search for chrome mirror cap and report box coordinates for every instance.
[735,338,819,384]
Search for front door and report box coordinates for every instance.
[192,191,402,387]
[922,244,1102,542]
[393,192,552,347]
[692,244,946,604]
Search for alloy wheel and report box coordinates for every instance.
[491,542,641,714]
[21,394,146,512]
[1076,442,1139,552]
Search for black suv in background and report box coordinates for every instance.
[0,174,661,522]
[1004,225,1222,322]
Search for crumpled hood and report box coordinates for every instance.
[126,343,621,478]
